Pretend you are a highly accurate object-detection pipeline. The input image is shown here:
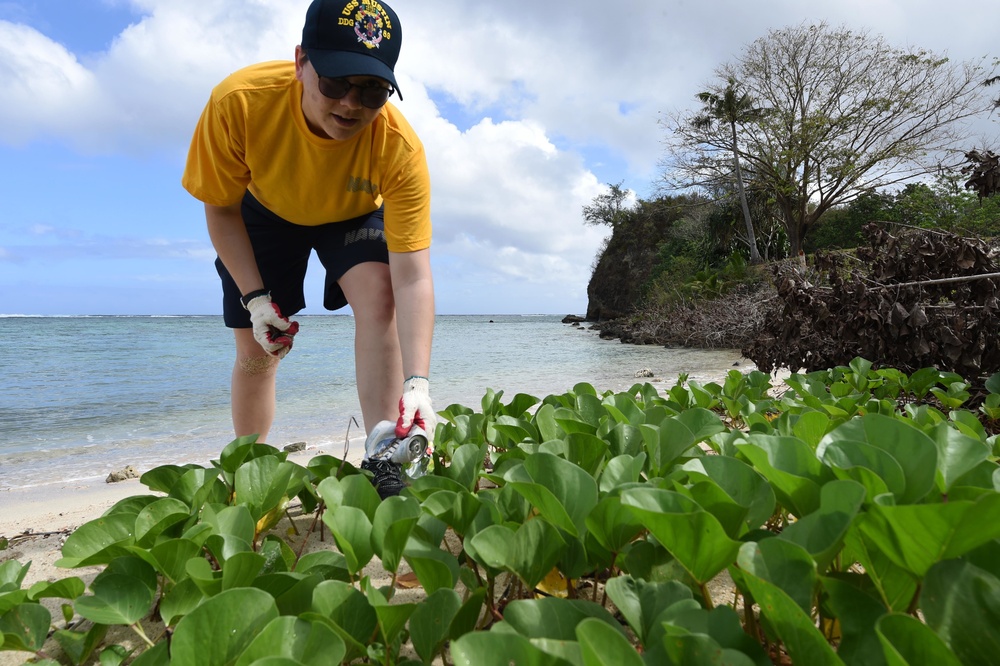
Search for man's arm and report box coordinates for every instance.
[388,248,434,380]
[205,201,263,295]
[205,201,297,357]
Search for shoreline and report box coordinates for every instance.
[1,441,365,533]
[1,369,755,541]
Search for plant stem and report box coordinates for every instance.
[293,501,324,567]
[700,582,714,610]
[132,621,156,648]
[284,507,299,535]
[907,584,923,617]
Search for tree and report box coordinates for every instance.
[582,181,634,230]
[706,181,787,261]
[986,75,1000,109]
[662,22,998,256]
[692,77,765,263]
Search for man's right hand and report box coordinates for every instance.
[244,293,299,358]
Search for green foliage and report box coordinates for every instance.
[586,191,714,318]
[806,191,892,252]
[647,251,758,308]
[5,362,1000,663]
[582,181,634,229]
[807,175,1000,254]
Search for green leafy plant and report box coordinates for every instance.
[4,361,1000,664]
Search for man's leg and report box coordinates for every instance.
[231,327,279,441]
[339,261,402,433]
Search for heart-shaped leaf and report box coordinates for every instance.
[737,539,817,615]
[222,551,265,590]
[168,466,227,511]
[133,498,193,547]
[818,414,937,504]
[445,443,487,491]
[322,506,373,576]
[576,617,644,666]
[876,613,962,666]
[409,588,462,663]
[737,542,842,666]
[599,454,647,493]
[641,419,695,476]
[585,496,645,554]
[233,615,345,666]
[142,537,202,584]
[843,527,919,613]
[169,587,279,666]
[780,479,865,571]
[0,603,50,652]
[858,494,1000,577]
[75,557,157,625]
[920,559,1000,665]
[371,495,421,574]
[52,623,108,665]
[820,574,888,666]
[736,436,827,517]
[604,575,692,646]
[310,580,377,661]
[159,577,205,626]
[235,456,294,521]
[682,455,776,533]
[403,534,460,595]
[504,596,626,642]
[56,514,137,568]
[821,440,906,501]
[363,583,416,646]
[523,452,599,537]
[421,490,482,537]
[930,423,990,492]
[621,487,741,584]
[450,629,570,666]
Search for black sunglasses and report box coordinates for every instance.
[317,77,395,109]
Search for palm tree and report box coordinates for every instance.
[693,77,765,264]
[986,75,1000,109]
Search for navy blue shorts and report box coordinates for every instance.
[216,191,389,328]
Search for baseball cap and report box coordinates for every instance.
[301,0,403,100]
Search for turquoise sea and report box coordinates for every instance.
[0,315,750,489]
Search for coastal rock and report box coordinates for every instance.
[284,441,307,453]
[561,315,586,324]
[634,368,655,378]
[106,465,139,483]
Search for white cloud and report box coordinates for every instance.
[0,21,105,146]
[0,0,996,315]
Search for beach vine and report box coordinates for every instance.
[3,360,1000,664]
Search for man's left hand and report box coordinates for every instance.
[396,376,436,438]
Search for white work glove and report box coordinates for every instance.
[396,376,436,439]
[243,292,299,359]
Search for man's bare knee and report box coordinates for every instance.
[238,354,279,376]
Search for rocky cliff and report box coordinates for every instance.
[585,201,682,321]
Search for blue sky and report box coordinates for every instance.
[1,0,997,316]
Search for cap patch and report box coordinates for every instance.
[339,1,394,50]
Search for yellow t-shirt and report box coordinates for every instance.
[182,61,431,253]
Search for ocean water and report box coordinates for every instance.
[0,315,751,489]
